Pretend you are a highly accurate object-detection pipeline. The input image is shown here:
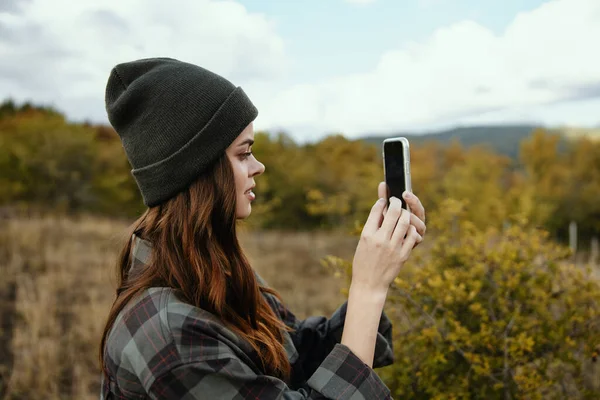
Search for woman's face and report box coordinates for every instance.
[226,123,265,219]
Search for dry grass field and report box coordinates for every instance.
[0,214,358,400]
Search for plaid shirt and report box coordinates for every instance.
[101,235,394,399]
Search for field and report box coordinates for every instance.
[1,214,598,400]
[0,214,360,400]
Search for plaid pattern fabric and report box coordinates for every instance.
[101,236,394,399]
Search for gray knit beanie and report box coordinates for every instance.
[105,57,258,207]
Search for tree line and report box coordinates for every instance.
[1,100,599,245]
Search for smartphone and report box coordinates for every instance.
[382,137,412,210]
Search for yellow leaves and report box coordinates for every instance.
[320,255,351,284]
[505,274,521,290]
[440,146,512,230]
[306,188,324,202]
[305,188,351,217]
[472,362,491,377]
[422,327,441,341]
[467,290,479,301]
[508,332,535,356]
[447,320,472,346]
[428,275,444,289]
[570,314,585,324]
[462,351,493,376]
[442,269,454,281]
[432,352,448,365]
[392,277,411,291]
[443,294,454,305]
[469,302,483,314]
[513,367,545,397]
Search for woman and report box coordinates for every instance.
[99,57,426,399]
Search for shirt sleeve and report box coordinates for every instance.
[147,343,392,400]
[270,298,394,387]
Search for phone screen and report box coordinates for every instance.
[384,140,409,209]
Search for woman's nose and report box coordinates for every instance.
[253,159,266,176]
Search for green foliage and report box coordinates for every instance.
[89,135,145,217]
[325,199,600,399]
[249,132,381,230]
[0,112,98,211]
[305,135,381,228]
[0,98,61,120]
[0,102,143,216]
[249,131,320,229]
[1,99,600,244]
[441,145,511,230]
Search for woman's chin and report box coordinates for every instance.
[236,204,252,220]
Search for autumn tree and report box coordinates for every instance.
[89,126,145,217]
[441,145,512,230]
[249,131,322,229]
[0,111,98,212]
[518,128,570,233]
[306,135,381,230]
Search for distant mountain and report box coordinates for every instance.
[359,124,540,160]
[360,124,600,160]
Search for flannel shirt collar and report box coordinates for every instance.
[129,234,299,364]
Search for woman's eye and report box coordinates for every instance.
[241,151,253,160]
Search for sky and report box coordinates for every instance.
[0,0,599,142]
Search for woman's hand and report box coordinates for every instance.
[377,181,426,246]
[341,184,426,366]
[351,192,423,294]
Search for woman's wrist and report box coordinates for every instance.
[348,282,388,307]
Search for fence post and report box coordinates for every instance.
[569,221,577,259]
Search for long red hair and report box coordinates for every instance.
[99,153,291,380]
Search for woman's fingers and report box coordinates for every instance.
[378,181,388,200]
[389,202,411,244]
[379,197,404,239]
[410,212,426,237]
[378,182,388,218]
[402,191,425,223]
[400,225,422,258]
[376,183,426,240]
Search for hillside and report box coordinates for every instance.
[359,124,594,159]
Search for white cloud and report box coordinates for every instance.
[254,0,600,138]
[1,0,598,142]
[0,0,286,122]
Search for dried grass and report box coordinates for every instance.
[0,214,354,399]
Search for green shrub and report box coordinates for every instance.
[325,199,600,399]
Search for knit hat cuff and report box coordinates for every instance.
[131,86,258,207]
